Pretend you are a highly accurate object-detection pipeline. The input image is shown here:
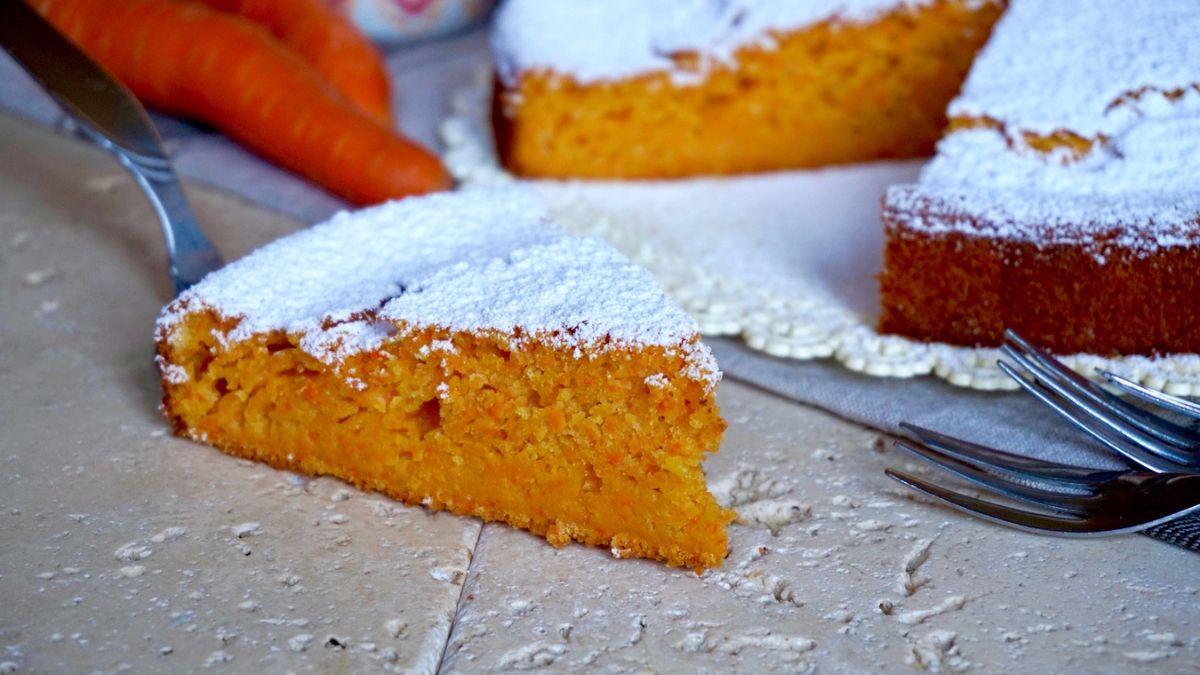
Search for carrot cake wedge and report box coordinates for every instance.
[155,188,731,570]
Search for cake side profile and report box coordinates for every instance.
[879,0,1200,354]
[156,189,732,570]
[491,0,1004,179]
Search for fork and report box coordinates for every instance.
[888,423,1200,540]
[998,329,1200,473]
[887,330,1200,550]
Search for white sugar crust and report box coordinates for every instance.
[895,0,1200,246]
[948,0,1200,138]
[491,0,935,86]
[157,188,719,391]
[886,184,1200,252]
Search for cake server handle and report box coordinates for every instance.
[0,0,223,295]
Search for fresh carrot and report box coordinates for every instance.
[30,0,450,205]
[191,0,393,125]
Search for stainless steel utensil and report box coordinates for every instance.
[0,0,222,294]
[890,424,1200,537]
[887,330,1200,551]
[999,330,1200,472]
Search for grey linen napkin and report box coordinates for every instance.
[706,339,1122,469]
[2,28,1195,551]
[707,340,1200,551]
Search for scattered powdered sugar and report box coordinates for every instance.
[231,522,263,538]
[896,595,968,625]
[492,0,935,86]
[118,565,146,579]
[494,642,568,670]
[158,188,718,392]
[157,358,189,384]
[23,267,58,286]
[384,618,407,638]
[288,633,315,652]
[906,630,971,672]
[896,537,936,596]
[114,542,153,562]
[677,629,816,656]
[149,526,187,544]
[949,0,1200,138]
[735,499,811,536]
[643,373,668,388]
[1123,650,1172,664]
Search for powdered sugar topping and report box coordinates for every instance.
[897,0,1200,247]
[492,0,936,86]
[886,183,1200,251]
[159,188,717,389]
[948,0,1200,138]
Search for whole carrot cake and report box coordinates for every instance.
[879,0,1200,355]
[156,189,732,570]
[491,0,1004,179]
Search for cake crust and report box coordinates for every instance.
[880,190,1200,354]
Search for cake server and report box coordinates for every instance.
[0,0,222,295]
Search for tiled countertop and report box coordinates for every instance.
[0,114,1196,673]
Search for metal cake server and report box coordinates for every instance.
[0,0,222,295]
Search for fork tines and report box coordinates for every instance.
[998,330,1200,472]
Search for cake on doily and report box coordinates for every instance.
[490,0,1004,179]
[879,0,1200,355]
[155,189,732,570]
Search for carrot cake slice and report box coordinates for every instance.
[490,0,1004,179]
[879,0,1200,355]
[155,188,731,570]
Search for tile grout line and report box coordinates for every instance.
[433,521,487,675]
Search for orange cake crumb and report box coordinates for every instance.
[947,116,1103,164]
[492,0,1004,179]
[156,190,732,570]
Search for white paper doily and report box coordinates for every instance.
[439,75,1200,394]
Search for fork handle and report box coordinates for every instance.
[1143,513,1200,552]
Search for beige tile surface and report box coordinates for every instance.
[441,386,1200,673]
[1,115,1197,674]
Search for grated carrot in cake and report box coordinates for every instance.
[156,188,732,570]
[490,0,1004,179]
